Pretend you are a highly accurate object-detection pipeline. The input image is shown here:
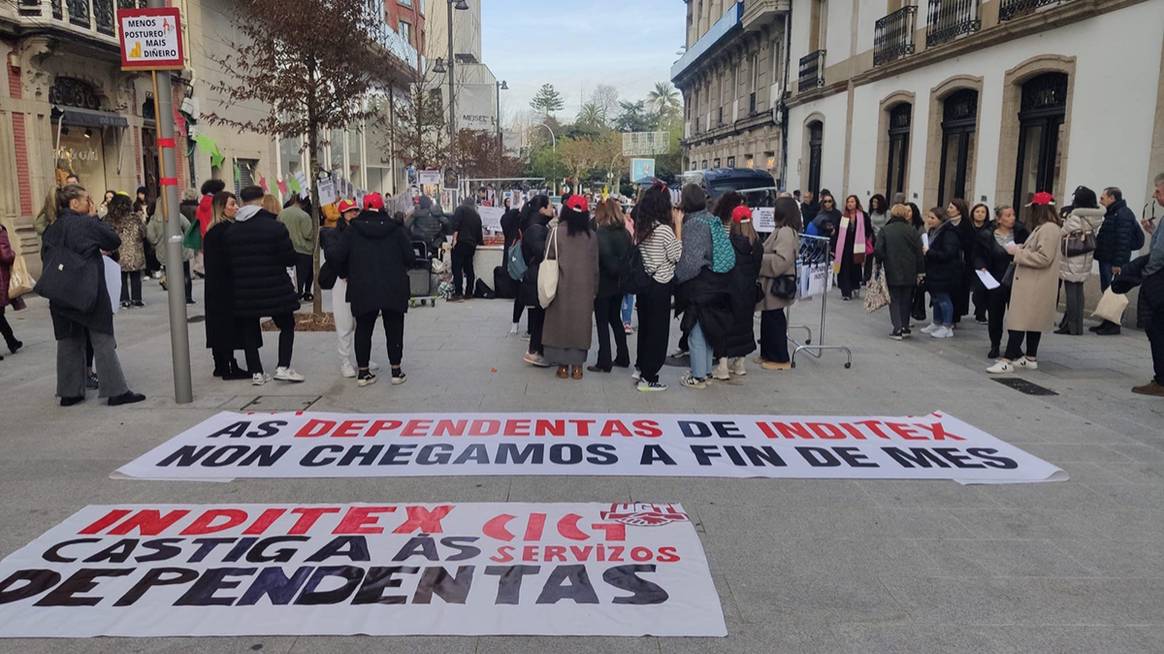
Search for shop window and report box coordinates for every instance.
[1013,72,1068,208]
[726,156,736,168]
[885,103,911,199]
[937,88,977,205]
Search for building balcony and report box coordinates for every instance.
[671,1,743,84]
[926,0,980,48]
[368,22,419,72]
[741,0,789,31]
[874,5,916,66]
[797,50,826,93]
[6,0,144,48]
[999,0,1070,21]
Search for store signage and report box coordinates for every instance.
[118,7,185,71]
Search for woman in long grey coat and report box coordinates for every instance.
[988,197,1063,374]
[542,195,599,380]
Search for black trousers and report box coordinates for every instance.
[0,307,16,348]
[354,309,404,369]
[985,288,1011,349]
[295,253,314,298]
[636,281,672,383]
[212,346,236,372]
[888,286,913,333]
[1060,281,1085,335]
[512,295,525,324]
[594,294,629,368]
[452,243,476,297]
[120,270,142,304]
[1005,330,1042,361]
[760,308,789,363]
[182,260,193,302]
[972,285,988,321]
[1148,314,1164,384]
[527,306,545,355]
[243,313,294,372]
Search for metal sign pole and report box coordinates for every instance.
[148,48,193,403]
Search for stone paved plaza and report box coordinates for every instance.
[1,278,1163,653]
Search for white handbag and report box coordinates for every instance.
[537,227,560,308]
[1091,288,1129,324]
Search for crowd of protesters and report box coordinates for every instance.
[7,168,1164,402]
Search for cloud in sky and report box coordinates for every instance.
[481,0,686,123]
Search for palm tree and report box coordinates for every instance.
[647,82,680,120]
[577,102,605,129]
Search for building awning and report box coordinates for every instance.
[51,106,129,129]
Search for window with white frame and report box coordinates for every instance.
[399,20,411,45]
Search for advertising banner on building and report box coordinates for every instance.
[114,411,1066,484]
[0,502,724,638]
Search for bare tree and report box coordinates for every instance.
[590,84,620,124]
[203,0,408,315]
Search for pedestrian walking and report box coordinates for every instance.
[756,198,801,370]
[202,190,253,381]
[633,184,683,392]
[542,195,599,380]
[674,185,734,389]
[808,191,840,239]
[224,185,303,384]
[326,194,414,388]
[41,184,144,406]
[987,194,1063,374]
[590,198,632,372]
[1056,186,1104,336]
[969,203,994,323]
[1094,187,1144,334]
[833,195,873,301]
[1131,173,1164,396]
[0,221,25,359]
[921,206,963,339]
[974,205,1029,359]
[874,203,925,340]
[279,195,316,303]
[323,199,365,378]
[451,197,483,301]
[106,193,146,309]
[520,195,555,368]
[718,204,764,376]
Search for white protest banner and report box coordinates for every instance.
[118,7,184,71]
[479,206,505,233]
[115,411,1066,484]
[0,502,723,638]
[418,170,442,186]
[316,178,337,206]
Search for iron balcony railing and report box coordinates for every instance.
[798,50,826,93]
[874,5,917,66]
[926,0,980,48]
[1000,0,1067,21]
[15,0,143,42]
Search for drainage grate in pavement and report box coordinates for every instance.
[239,395,322,411]
[993,378,1059,396]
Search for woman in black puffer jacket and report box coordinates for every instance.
[921,206,963,339]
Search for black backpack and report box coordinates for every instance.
[619,245,654,295]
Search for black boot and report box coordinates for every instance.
[211,353,227,378]
[222,359,252,381]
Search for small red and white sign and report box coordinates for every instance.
[118,7,184,71]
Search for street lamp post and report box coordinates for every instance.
[495,79,508,175]
[446,0,468,157]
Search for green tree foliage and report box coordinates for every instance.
[530,83,566,118]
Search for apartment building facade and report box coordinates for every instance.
[673,0,790,183]
[784,0,1164,216]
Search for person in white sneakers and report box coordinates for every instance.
[224,185,305,385]
[987,194,1063,374]
[921,206,963,339]
[323,199,370,378]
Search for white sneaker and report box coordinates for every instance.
[340,362,357,379]
[921,323,940,335]
[930,326,954,339]
[986,359,1014,374]
[730,358,747,376]
[507,324,519,336]
[631,368,642,381]
[712,359,731,381]
[251,373,271,386]
[1014,356,1038,370]
[274,367,305,383]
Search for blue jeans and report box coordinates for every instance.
[932,292,954,326]
[621,294,635,324]
[688,322,713,379]
[1098,262,1115,292]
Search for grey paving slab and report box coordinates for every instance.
[2,280,1164,652]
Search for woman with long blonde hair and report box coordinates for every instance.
[590,198,632,372]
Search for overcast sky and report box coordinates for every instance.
[481,0,686,124]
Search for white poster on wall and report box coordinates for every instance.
[114,411,1066,484]
[0,502,724,638]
